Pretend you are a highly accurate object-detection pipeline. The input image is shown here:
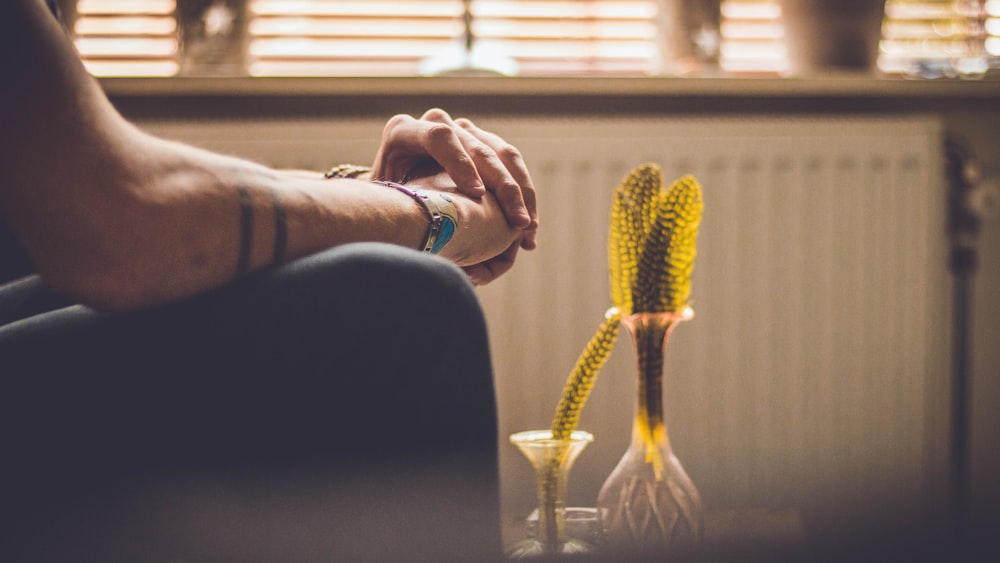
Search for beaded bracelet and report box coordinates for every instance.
[324,164,372,179]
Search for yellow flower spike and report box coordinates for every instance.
[609,163,665,315]
[545,163,701,492]
[623,166,661,253]
[550,307,622,440]
[634,175,703,314]
[609,191,636,314]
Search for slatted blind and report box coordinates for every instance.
[73,0,180,77]
[881,0,999,77]
[248,0,464,76]
[467,1,657,76]
[68,0,997,78]
[719,0,785,74]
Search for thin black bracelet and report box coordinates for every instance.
[270,186,287,267]
[236,185,253,277]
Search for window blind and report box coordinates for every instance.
[465,1,657,76]
[719,0,785,74]
[881,0,999,77]
[73,0,179,77]
[248,0,465,76]
[69,0,997,78]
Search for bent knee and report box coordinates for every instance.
[294,243,478,308]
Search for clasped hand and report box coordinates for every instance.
[370,108,538,284]
[402,168,521,286]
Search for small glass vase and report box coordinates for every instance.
[596,310,703,551]
[506,430,594,559]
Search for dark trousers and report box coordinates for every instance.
[0,243,501,562]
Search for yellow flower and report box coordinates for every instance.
[634,173,702,313]
[550,163,702,437]
[550,307,622,440]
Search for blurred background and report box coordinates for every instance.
[46,0,1000,555]
[55,0,1000,79]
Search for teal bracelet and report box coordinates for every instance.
[374,181,457,254]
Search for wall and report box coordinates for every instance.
[113,76,1000,547]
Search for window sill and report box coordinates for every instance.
[100,74,1000,99]
[100,74,1000,119]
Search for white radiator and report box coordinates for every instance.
[142,115,951,539]
[476,116,951,539]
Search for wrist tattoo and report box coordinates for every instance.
[270,185,287,267]
[236,185,253,277]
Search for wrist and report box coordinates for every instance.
[374,181,458,254]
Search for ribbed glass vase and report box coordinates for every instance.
[506,430,594,559]
[596,310,703,551]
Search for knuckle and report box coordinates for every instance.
[496,143,523,163]
[425,122,457,143]
[500,180,522,198]
[384,113,412,130]
[467,142,496,161]
[421,108,451,122]
[382,113,413,138]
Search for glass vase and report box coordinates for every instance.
[596,310,703,551]
[506,430,594,559]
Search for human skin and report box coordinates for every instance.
[0,0,535,311]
